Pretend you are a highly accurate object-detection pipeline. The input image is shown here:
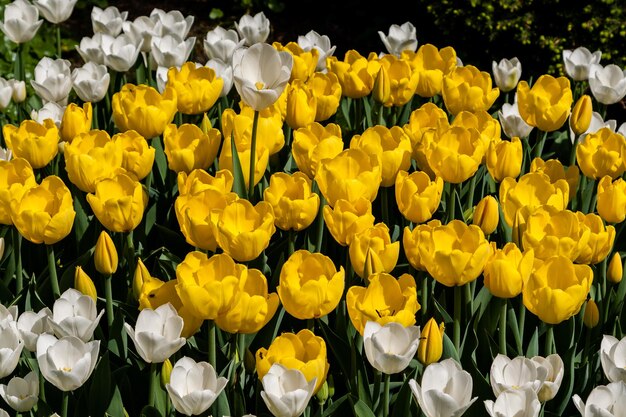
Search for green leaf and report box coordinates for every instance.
[140,405,163,417]
[229,131,247,199]
[88,352,112,417]
[390,375,417,417]
[152,136,167,187]
[526,327,539,357]
[442,332,460,362]
[352,397,376,417]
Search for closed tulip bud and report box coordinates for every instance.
[74,266,97,303]
[597,176,626,224]
[94,231,118,275]
[133,258,151,300]
[160,358,172,388]
[583,299,599,328]
[164,123,221,174]
[285,79,318,130]
[316,380,329,404]
[349,223,400,280]
[418,318,444,365]
[492,57,522,92]
[570,95,593,136]
[113,130,155,182]
[395,171,444,224]
[307,72,342,122]
[484,243,533,299]
[166,62,223,115]
[576,127,626,180]
[373,66,391,105]
[9,80,26,103]
[327,50,381,99]
[0,157,37,225]
[486,137,523,182]
[608,252,623,284]
[378,54,419,107]
[1,79,14,110]
[473,195,499,235]
[3,119,59,169]
[60,102,92,143]
[517,74,573,132]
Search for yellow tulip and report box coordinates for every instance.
[608,252,623,284]
[177,168,234,196]
[486,137,523,182]
[395,170,443,224]
[417,317,444,365]
[60,102,92,143]
[484,243,534,299]
[133,258,152,301]
[576,127,626,180]
[597,175,626,224]
[473,195,499,235]
[74,266,97,303]
[530,157,580,202]
[346,272,419,335]
[164,123,221,174]
[0,158,37,225]
[575,212,616,265]
[570,95,592,136]
[285,79,317,129]
[166,62,223,115]
[323,197,375,246]
[112,83,177,139]
[442,65,500,115]
[403,102,449,165]
[273,41,319,82]
[3,119,59,169]
[256,329,329,394]
[11,175,75,244]
[221,104,285,156]
[522,255,592,324]
[278,249,345,319]
[372,64,391,105]
[263,172,320,231]
[292,122,344,179]
[516,75,573,132]
[349,223,400,280]
[451,110,501,155]
[86,172,148,233]
[94,230,118,275]
[216,199,276,262]
[583,298,599,329]
[419,220,491,287]
[402,219,441,271]
[377,54,419,106]
[402,44,457,98]
[218,129,269,190]
[306,71,342,122]
[161,359,173,388]
[113,130,155,181]
[326,50,381,98]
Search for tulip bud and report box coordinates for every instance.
[418,318,444,365]
[570,94,592,136]
[133,258,151,300]
[473,195,499,235]
[316,380,329,405]
[74,266,97,302]
[608,252,623,284]
[161,358,172,388]
[9,80,26,103]
[94,231,118,275]
[200,112,212,136]
[373,66,391,105]
[583,299,599,328]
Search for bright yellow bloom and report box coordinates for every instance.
[576,127,626,180]
[346,272,419,335]
[323,197,375,246]
[218,128,269,190]
[285,79,317,129]
[273,41,319,82]
[0,158,36,225]
[166,62,223,115]
[523,255,592,324]
[402,219,441,271]
[349,223,400,280]
[177,168,233,196]
[161,359,172,387]
[597,175,626,224]
[418,317,444,365]
[570,95,592,136]
[306,72,342,122]
[473,195,499,235]
[221,105,285,153]
[94,230,118,275]
[372,64,391,105]
[3,119,59,169]
[113,130,155,181]
[486,137,523,182]
[112,83,178,139]
[326,50,381,98]
[278,249,345,319]
[377,54,419,106]
[263,172,320,231]
[484,243,534,299]
[11,175,75,244]
[583,298,599,328]
[575,212,616,265]
[608,252,623,284]
[292,122,344,179]
[530,157,580,202]
[442,65,499,115]
[395,170,443,224]
[133,258,152,301]
[74,266,97,302]
[60,102,92,143]
[86,172,148,233]
[516,75,573,132]
[164,123,220,174]
[403,102,449,168]
[402,44,457,98]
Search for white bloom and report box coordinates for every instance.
[297,30,336,72]
[206,58,233,98]
[0,149,10,161]
[48,288,104,342]
[378,22,418,57]
[498,101,534,139]
[30,57,73,105]
[232,42,293,111]
[165,356,228,416]
[0,322,24,379]
[155,65,170,94]
[571,111,617,144]
[72,62,110,102]
[563,46,602,81]
[492,57,522,92]
[601,334,626,383]
[17,307,52,352]
[0,77,12,110]
[618,122,626,137]
[124,302,186,363]
[484,387,540,417]
[490,354,547,397]
[33,0,78,24]
[0,305,18,326]
[261,364,316,417]
[8,79,26,103]
[103,33,143,73]
[588,63,626,105]
[531,354,564,402]
[91,5,128,37]
[363,321,420,374]
[150,34,195,70]
[0,371,39,412]
[36,334,99,392]
[31,101,65,128]
[75,33,113,65]
[409,358,478,417]
[203,26,245,65]
[235,11,270,46]
[122,16,157,53]
[573,381,626,417]
[0,0,43,44]
[0,409,9,417]
[150,8,194,40]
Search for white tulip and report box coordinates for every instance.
[33,0,77,24]
[297,30,336,73]
[0,149,11,161]
[0,77,12,110]
[124,302,186,363]
[203,26,245,65]
[17,307,52,352]
[150,8,194,40]
[36,334,99,392]
[30,57,73,105]
[498,101,534,139]
[531,354,564,402]
[123,16,158,53]
[570,111,617,144]
[0,408,9,417]
[206,58,234,98]
[103,33,143,73]
[601,335,626,384]
[490,354,547,397]
[235,11,270,46]
[563,46,602,81]
[232,42,293,111]
[363,321,420,374]
[573,381,626,417]
[150,34,195,70]
[0,0,44,44]
[8,79,26,103]
[165,356,228,416]
[0,323,24,379]
[0,370,39,412]
[155,65,170,94]
[75,33,113,65]
[588,63,626,105]
[261,363,316,417]
[378,21,418,57]
[72,62,110,103]
[410,358,477,417]
[48,288,104,342]
[30,101,65,128]
[484,387,540,417]
[91,5,128,37]
[0,305,18,326]
[492,57,522,92]
[618,122,626,137]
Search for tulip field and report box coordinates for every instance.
[1,2,626,417]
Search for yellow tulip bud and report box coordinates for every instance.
[166,62,223,115]
[372,66,391,105]
[418,318,444,365]
[285,79,317,130]
[306,72,342,122]
[316,380,329,405]
[0,157,37,225]
[133,258,151,301]
[60,102,92,143]
[402,44,457,98]
[486,137,523,182]
[473,195,499,235]
[570,94,592,136]
[378,54,419,107]
[113,130,155,181]
[608,252,623,284]
[517,75,573,132]
[74,266,97,302]
[160,358,172,388]
[349,223,400,279]
[583,299,599,328]
[94,231,118,275]
[484,243,533,299]
[597,176,626,224]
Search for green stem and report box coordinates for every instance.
[381,186,390,226]
[534,130,548,159]
[149,362,158,407]
[287,229,295,258]
[382,373,390,417]
[61,391,69,417]
[13,229,22,294]
[373,370,382,411]
[499,299,507,355]
[569,136,578,167]
[454,285,462,355]
[447,183,457,223]
[48,244,60,298]
[14,43,24,81]
[466,173,478,213]
[518,298,525,347]
[419,270,428,319]
[545,325,554,355]
[208,320,216,368]
[104,275,114,328]
[248,110,260,201]
[125,231,135,272]
[56,25,62,58]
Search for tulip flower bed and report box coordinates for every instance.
[1,2,626,417]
